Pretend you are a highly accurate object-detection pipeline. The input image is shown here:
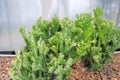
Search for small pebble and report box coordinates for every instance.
[81,68,86,72]
[111,78,118,80]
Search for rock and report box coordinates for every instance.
[81,68,86,72]
[118,72,120,75]
[111,78,118,80]
[107,68,112,74]
[99,73,106,80]
[95,71,99,74]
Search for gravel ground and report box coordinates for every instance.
[0,54,120,80]
[68,54,120,80]
[0,57,15,80]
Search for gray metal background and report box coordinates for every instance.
[0,0,120,51]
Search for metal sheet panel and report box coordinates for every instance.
[0,0,120,50]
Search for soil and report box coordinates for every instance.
[0,54,120,80]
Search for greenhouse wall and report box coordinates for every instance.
[0,0,120,50]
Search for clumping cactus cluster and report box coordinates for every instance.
[9,8,120,80]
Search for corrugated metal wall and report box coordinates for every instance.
[0,0,120,50]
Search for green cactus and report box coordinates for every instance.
[9,8,120,80]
